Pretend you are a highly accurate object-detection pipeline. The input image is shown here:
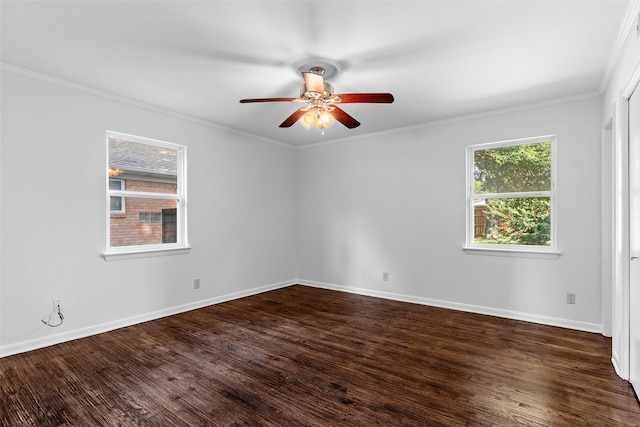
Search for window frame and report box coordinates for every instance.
[102,131,189,261]
[464,135,560,258]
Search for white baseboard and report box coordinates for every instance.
[3,278,602,358]
[0,279,295,358]
[299,280,602,334]
[611,355,627,380]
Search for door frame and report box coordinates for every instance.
[612,64,640,381]
[624,66,640,393]
[612,97,630,380]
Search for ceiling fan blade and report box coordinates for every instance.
[302,72,324,94]
[279,108,307,128]
[336,93,395,104]
[331,106,361,129]
[239,98,296,103]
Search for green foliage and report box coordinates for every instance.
[474,141,552,246]
[474,142,551,193]
[484,198,551,246]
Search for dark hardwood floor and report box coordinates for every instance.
[1,285,639,426]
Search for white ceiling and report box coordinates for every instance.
[0,1,631,147]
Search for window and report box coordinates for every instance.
[109,179,125,213]
[139,212,162,223]
[466,135,556,254]
[104,131,188,260]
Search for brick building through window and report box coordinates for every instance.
[108,136,181,248]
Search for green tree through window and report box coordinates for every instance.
[469,138,554,248]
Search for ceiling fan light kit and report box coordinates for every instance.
[240,60,394,134]
[301,108,335,131]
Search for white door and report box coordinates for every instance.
[629,82,640,396]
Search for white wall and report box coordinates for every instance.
[297,96,603,331]
[0,70,298,356]
[0,68,609,357]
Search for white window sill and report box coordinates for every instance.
[462,246,561,259]
[102,246,191,261]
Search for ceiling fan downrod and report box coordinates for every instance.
[309,66,325,76]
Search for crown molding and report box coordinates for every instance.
[297,91,601,150]
[0,62,295,149]
[623,61,640,99]
[599,0,640,94]
[1,62,602,152]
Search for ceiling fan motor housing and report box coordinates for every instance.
[300,82,334,99]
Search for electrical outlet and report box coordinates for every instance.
[53,298,63,311]
[194,278,200,289]
[382,272,389,282]
[566,293,576,305]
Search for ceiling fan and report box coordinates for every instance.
[239,66,394,132]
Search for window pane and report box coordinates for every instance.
[110,198,177,247]
[108,138,177,194]
[109,179,123,191]
[110,196,123,212]
[474,141,551,194]
[474,197,551,246]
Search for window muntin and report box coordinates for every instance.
[467,136,555,251]
[105,132,187,255]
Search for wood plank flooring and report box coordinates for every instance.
[1,285,639,426]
